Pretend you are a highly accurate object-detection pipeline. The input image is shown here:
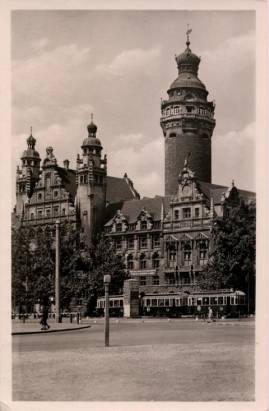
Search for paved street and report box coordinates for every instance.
[13,318,255,401]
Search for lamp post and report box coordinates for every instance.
[104,274,111,347]
[55,220,61,323]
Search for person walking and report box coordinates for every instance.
[208,306,213,322]
[40,306,50,330]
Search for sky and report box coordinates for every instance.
[11,10,255,203]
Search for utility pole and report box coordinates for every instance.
[104,274,111,346]
[55,220,61,323]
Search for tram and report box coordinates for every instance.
[96,289,246,318]
[141,289,246,317]
[96,295,124,317]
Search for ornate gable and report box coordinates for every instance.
[175,157,204,202]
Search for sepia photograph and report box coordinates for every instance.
[0,2,267,410]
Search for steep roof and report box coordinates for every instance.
[105,195,171,226]
[198,181,255,205]
[106,176,140,204]
[56,167,77,202]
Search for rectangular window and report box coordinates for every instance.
[202,297,209,305]
[127,260,134,270]
[46,209,51,217]
[115,238,122,250]
[128,237,134,249]
[140,259,147,269]
[140,276,146,286]
[30,213,34,220]
[153,235,160,248]
[37,210,42,218]
[153,258,159,268]
[174,209,179,220]
[153,276,159,285]
[158,299,164,307]
[53,207,59,216]
[116,223,122,232]
[140,220,147,230]
[183,208,191,219]
[54,190,58,198]
[146,299,151,306]
[195,208,200,218]
[139,235,147,249]
[152,299,157,307]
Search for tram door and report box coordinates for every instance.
[227,296,231,313]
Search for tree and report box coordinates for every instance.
[198,201,256,312]
[12,224,126,314]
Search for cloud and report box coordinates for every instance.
[107,136,164,197]
[94,47,161,77]
[202,31,254,70]
[213,122,255,191]
[12,43,92,108]
[32,37,49,50]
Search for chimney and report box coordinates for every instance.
[63,159,70,170]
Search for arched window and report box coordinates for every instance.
[169,133,176,138]
[140,253,147,269]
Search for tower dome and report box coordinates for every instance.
[82,114,102,149]
[21,128,40,160]
[160,28,216,196]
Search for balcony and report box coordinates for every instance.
[163,218,211,231]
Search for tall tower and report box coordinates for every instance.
[161,29,216,196]
[76,116,107,243]
[16,129,41,216]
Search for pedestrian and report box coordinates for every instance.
[40,306,50,330]
[208,306,213,322]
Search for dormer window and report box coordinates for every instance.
[186,106,193,113]
[140,220,147,230]
[174,209,179,220]
[116,223,122,232]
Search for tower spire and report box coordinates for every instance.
[186,24,192,49]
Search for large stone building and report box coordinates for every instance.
[13,34,255,299]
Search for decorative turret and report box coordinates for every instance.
[76,114,107,244]
[17,128,41,200]
[161,27,216,195]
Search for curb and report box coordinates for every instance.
[12,324,91,336]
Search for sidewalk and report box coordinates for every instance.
[12,318,91,335]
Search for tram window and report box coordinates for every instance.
[231,297,234,305]
[197,299,202,306]
[210,297,218,305]
[170,299,175,306]
[146,299,151,306]
[120,300,123,307]
[114,300,119,307]
[152,299,157,306]
[158,299,164,307]
[175,299,179,306]
[165,299,170,306]
[182,298,188,306]
[202,297,209,305]
[218,297,224,305]
[109,300,113,307]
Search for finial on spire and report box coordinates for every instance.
[90,113,93,122]
[232,179,235,187]
[186,24,192,48]
[30,126,33,136]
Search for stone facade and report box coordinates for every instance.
[14,120,140,237]
[161,36,215,195]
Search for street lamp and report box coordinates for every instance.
[55,220,61,323]
[104,274,111,347]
